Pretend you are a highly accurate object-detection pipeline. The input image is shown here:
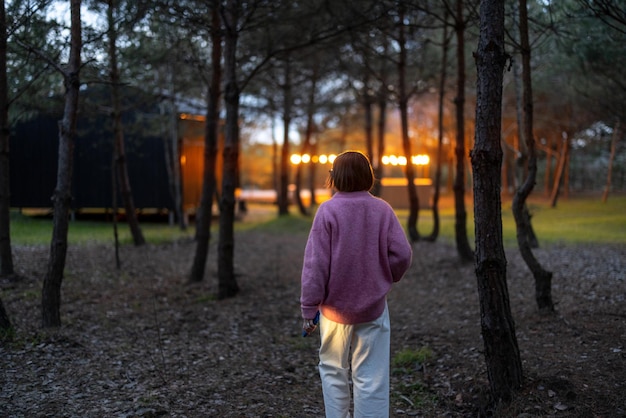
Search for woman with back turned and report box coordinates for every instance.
[300,150,413,418]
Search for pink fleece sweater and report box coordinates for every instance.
[300,191,412,324]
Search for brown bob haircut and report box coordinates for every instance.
[327,151,375,192]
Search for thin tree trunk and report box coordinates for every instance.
[472,0,523,403]
[543,137,552,196]
[42,0,82,328]
[425,9,451,242]
[167,67,185,230]
[550,134,568,207]
[107,0,144,246]
[453,0,473,261]
[278,58,292,216]
[602,120,619,203]
[363,76,374,168]
[398,3,419,242]
[297,69,318,215]
[190,1,221,283]
[0,297,10,334]
[371,91,387,198]
[513,0,553,312]
[0,0,14,279]
[112,153,120,269]
[217,0,240,299]
[308,140,317,207]
[294,143,309,216]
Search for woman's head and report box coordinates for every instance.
[327,151,375,192]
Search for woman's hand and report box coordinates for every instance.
[302,317,318,336]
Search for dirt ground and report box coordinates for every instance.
[1,207,625,417]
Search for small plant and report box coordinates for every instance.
[392,346,433,370]
[391,347,437,411]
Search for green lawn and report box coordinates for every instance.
[398,194,626,247]
[8,194,626,247]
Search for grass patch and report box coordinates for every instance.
[398,194,626,247]
[10,211,195,246]
[391,347,438,409]
[248,214,313,235]
[392,346,434,370]
[8,195,626,246]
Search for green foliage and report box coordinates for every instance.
[392,347,433,370]
[391,347,437,409]
[392,380,438,410]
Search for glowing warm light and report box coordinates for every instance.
[288,153,349,165]
[180,155,187,165]
[411,155,430,165]
[382,154,430,166]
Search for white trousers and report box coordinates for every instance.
[318,303,390,418]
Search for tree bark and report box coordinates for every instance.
[278,57,292,216]
[550,133,569,207]
[513,0,553,313]
[0,17,12,328]
[471,0,523,403]
[373,94,387,196]
[453,0,474,262]
[107,0,145,247]
[42,0,82,328]
[0,0,14,279]
[602,120,619,203]
[425,9,451,243]
[190,0,222,283]
[217,0,240,299]
[397,3,420,242]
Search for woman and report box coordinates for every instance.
[301,150,413,417]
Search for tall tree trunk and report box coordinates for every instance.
[471,0,523,403]
[513,0,553,312]
[371,95,387,197]
[0,0,14,279]
[550,133,569,207]
[543,136,553,196]
[0,7,11,331]
[107,0,145,246]
[167,67,185,230]
[398,3,420,242]
[294,142,309,216]
[42,0,82,328]
[190,1,222,283]
[511,0,538,249]
[425,9,451,243]
[363,76,374,169]
[453,0,474,262]
[298,69,318,214]
[602,120,619,203]
[0,7,10,324]
[278,58,292,216]
[217,0,240,299]
[307,140,317,207]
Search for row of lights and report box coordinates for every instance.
[290,154,337,165]
[290,153,430,166]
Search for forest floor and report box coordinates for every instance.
[1,206,625,417]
